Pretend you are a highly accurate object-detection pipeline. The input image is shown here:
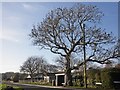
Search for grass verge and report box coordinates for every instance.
[0,84,23,90]
[19,81,52,86]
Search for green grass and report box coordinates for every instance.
[0,84,7,90]
[20,81,52,86]
[66,86,97,89]
[0,84,23,90]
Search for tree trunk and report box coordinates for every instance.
[30,74,34,82]
[65,55,73,86]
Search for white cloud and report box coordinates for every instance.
[22,3,38,11]
[22,3,32,9]
[22,3,47,13]
[0,29,24,43]
[4,16,22,25]
[6,16,21,21]
[0,35,19,43]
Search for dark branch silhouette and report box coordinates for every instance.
[29,3,119,86]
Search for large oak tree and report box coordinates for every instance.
[30,4,119,86]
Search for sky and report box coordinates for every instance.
[0,2,119,73]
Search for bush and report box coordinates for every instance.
[101,71,114,88]
[86,68,120,89]
[4,86,14,90]
[87,69,101,87]
[101,68,120,89]
[13,73,19,82]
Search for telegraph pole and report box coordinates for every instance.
[83,24,87,88]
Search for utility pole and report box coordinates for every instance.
[82,23,87,88]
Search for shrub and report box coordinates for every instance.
[101,68,120,89]
[13,73,19,82]
[5,86,14,90]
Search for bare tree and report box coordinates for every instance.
[45,64,58,73]
[115,63,120,68]
[20,56,46,82]
[76,39,120,68]
[55,56,66,70]
[29,4,119,86]
[55,55,80,71]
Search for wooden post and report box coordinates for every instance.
[83,23,87,88]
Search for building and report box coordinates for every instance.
[55,72,66,86]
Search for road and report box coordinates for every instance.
[4,82,97,90]
[4,82,72,90]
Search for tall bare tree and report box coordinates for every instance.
[29,4,119,86]
[20,56,46,82]
[55,55,80,71]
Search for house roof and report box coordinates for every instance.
[26,75,31,79]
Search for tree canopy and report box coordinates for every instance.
[29,3,119,86]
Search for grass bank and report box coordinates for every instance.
[19,81,52,86]
[0,84,23,90]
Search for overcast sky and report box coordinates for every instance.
[0,2,118,73]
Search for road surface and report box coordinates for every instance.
[4,82,97,90]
